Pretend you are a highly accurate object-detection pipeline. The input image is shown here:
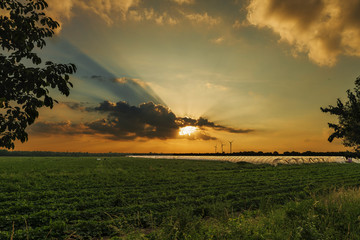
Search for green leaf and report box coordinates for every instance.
[0,0,76,149]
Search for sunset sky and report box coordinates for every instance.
[13,0,360,153]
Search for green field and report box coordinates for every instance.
[1,157,360,239]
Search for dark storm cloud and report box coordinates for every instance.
[87,101,179,140]
[30,101,254,141]
[86,101,254,140]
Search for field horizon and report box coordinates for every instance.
[1,149,359,157]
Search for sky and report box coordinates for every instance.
[11,0,360,153]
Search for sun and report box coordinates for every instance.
[179,126,198,136]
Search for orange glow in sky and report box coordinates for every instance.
[6,0,360,153]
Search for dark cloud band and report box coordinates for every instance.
[30,101,254,141]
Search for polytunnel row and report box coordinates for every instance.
[127,155,348,165]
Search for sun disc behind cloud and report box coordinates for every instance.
[179,126,198,136]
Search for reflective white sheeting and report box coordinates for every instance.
[127,155,347,165]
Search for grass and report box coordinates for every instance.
[105,188,360,239]
[1,156,360,239]
[112,187,360,239]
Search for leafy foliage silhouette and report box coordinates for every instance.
[0,0,76,149]
[321,77,360,151]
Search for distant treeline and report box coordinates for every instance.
[1,149,359,158]
[0,150,126,157]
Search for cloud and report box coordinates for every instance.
[232,19,249,29]
[46,0,139,25]
[29,121,92,136]
[46,0,178,27]
[90,101,253,140]
[114,77,148,88]
[205,82,228,91]
[46,0,74,22]
[89,75,166,106]
[232,20,242,29]
[44,0,224,29]
[210,36,225,44]
[246,0,360,66]
[61,101,88,111]
[178,117,254,134]
[127,9,178,25]
[184,12,221,26]
[89,101,179,140]
[90,75,103,80]
[172,0,195,4]
[31,101,254,141]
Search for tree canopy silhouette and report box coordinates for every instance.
[0,0,76,149]
[321,77,360,151]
